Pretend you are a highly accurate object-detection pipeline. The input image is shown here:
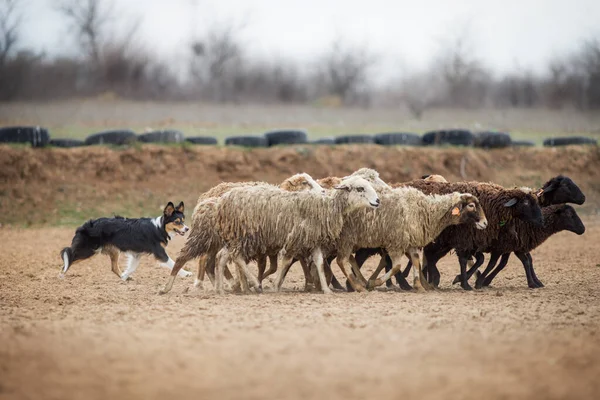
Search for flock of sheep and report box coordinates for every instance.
[159,168,586,295]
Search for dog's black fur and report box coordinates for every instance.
[60,201,186,277]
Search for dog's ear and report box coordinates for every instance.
[164,202,175,217]
[175,201,184,213]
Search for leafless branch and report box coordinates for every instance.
[0,0,21,66]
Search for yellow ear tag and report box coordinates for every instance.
[451,207,460,216]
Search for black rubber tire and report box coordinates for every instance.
[422,130,474,146]
[334,135,374,144]
[512,140,535,147]
[138,130,185,144]
[543,136,598,147]
[310,137,336,144]
[0,126,50,147]
[374,132,422,146]
[264,130,308,146]
[224,135,268,147]
[473,131,512,149]
[85,130,137,146]
[49,139,86,148]
[186,136,218,145]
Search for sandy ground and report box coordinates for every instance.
[1,221,599,400]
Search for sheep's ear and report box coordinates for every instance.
[421,174,431,179]
[334,184,351,192]
[164,202,175,216]
[542,182,557,194]
[175,202,184,213]
[504,198,518,207]
[451,206,461,216]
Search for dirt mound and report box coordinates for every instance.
[1,144,599,226]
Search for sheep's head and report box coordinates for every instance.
[504,190,544,226]
[422,174,448,183]
[549,204,586,235]
[347,168,391,190]
[450,193,487,229]
[335,176,380,212]
[317,176,342,190]
[538,175,585,206]
[280,173,325,195]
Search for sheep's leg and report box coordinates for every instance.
[349,255,368,286]
[194,254,207,289]
[473,253,500,289]
[262,254,279,280]
[232,257,251,294]
[366,251,404,290]
[312,248,332,294]
[336,256,366,292]
[481,253,511,287]
[256,255,267,289]
[389,253,412,290]
[410,247,433,291]
[457,253,473,291]
[402,259,412,278]
[515,251,537,289]
[273,251,295,292]
[300,259,315,292]
[526,253,544,287]
[367,256,387,282]
[214,248,230,295]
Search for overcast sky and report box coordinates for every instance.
[18,0,600,79]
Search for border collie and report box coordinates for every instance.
[60,201,190,281]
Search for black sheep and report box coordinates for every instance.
[452,204,585,288]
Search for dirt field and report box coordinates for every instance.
[1,223,599,400]
[1,144,600,399]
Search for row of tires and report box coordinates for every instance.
[0,126,597,148]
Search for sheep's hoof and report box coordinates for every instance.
[366,279,379,291]
[461,282,473,291]
[322,288,333,294]
[452,275,461,285]
[158,288,168,295]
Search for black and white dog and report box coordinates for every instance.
[60,201,190,281]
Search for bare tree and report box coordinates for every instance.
[319,39,375,105]
[189,22,245,101]
[57,0,113,64]
[0,0,21,66]
[432,24,491,107]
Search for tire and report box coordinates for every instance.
[543,136,598,147]
[422,130,474,146]
[138,130,185,144]
[85,130,137,146]
[374,132,422,146]
[224,135,268,147]
[186,136,218,145]
[264,130,308,146]
[473,131,512,149]
[512,140,535,147]
[334,135,374,144]
[49,139,86,148]
[310,137,336,145]
[0,126,50,147]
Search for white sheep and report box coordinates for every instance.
[335,186,488,291]
[160,173,324,294]
[202,175,381,295]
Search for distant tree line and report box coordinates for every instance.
[1,0,599,112]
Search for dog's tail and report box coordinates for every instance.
[59,247,73,278]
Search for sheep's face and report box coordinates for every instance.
[335,177,380,211]
[554,205,586,235]
[281,173,326,195]
[539,175,585,206]
[504,193,544,226]
[451,193,487,230]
